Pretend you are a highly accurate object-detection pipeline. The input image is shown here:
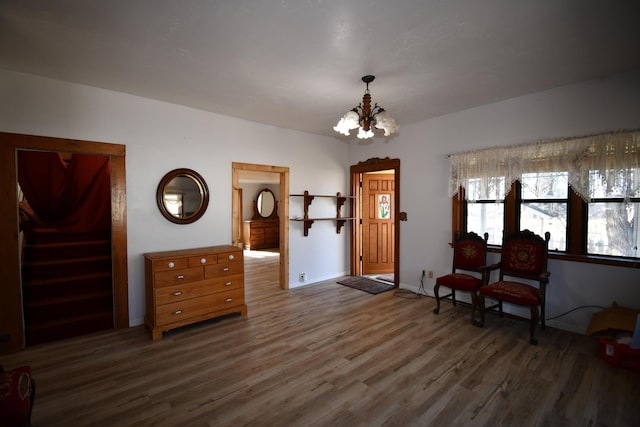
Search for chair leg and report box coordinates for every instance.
[473,294,485,327]
[433,283,441,314]
[540,301,546,330]
[451,289,456,306]
[470,292,477,324]
[529,306,539,345]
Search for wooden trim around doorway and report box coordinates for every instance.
[0,132,129,353]
[232,162,289,290]
[350,158,400,287]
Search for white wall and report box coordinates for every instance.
[4,68,639,336]
[348,69,640,334]
[0,70,351,327]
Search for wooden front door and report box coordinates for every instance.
[362,173,395,275]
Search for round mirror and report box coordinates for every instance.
[255,188,277,219]
[156,168,209,224]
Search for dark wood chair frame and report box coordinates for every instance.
[473,230,551,345]
[433,231,489,317]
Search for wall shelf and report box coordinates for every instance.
[290,191,355,236]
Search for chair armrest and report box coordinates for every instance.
[479,262,501,284]
[481,262,501,272]
[539,271,550,283]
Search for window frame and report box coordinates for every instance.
[453,183,639,268]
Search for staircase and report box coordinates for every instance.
[21,228,114,345]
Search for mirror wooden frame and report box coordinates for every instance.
[156,168,209,224]
[253,188,278,220]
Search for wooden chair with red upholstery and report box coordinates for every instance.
[433,231,489,319]
[474,229,551,345]
[1,333,35,427]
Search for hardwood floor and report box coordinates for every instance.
[2,249,639,426]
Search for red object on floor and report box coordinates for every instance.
[0,365,34,427]
[600,338,640,372]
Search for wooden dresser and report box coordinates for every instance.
[243,219,279,250]
[143,245,246,340]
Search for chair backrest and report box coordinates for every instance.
[500,229,550,280]
[452,231,489,272]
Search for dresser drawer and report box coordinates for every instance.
[154,274,244,305]
[205,260,244,278]
[153,257,189,272]
[218,250,242,263]
[188,253,218,268]
[250,228,265,238]
[154,267,204,288]
[155,288,245,326]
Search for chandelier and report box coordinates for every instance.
[333,75,398,139]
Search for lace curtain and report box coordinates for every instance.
[448,130,640,201]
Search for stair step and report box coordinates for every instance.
[24,291,113,324]
[23,272,112,301]
[23,239,111,263]
[26,311,113,346]
[25,228,111,245]
[22,255,112,281]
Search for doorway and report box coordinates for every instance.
[0,132,129,353]
[350,158,400,286]
[231,162,290,290]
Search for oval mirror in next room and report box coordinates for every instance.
[254,188,278,219]
[156,168,209,224]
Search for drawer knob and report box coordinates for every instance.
[176,275,185,279]
[225,298,233,303]
[174,310,183,315]
[225,281,232,286]
[168,262,175,268]
[200,258,207,264]
[228,254,235,260]
[173,291,182,296]
[223,267,230,272]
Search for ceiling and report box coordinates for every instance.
[1,1,639,139]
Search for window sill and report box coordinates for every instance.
[487,246,640,268]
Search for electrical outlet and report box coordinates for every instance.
[428,270,434,278]
[298,272,306,281]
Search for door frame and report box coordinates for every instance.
[0,132,129,353]
[232,162,289,290]
[350,158,400,286]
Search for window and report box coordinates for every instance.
[587,168,639,257]
[520,172,568,251]
[449,130,640,264]
[466,177,505,245]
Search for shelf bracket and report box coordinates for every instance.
[303,219,314,236]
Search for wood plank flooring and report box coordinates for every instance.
[2,249,639,426]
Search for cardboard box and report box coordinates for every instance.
[585,302,639,339]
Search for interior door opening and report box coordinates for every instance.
[232,162,290,290]
[350,158,400,287]
[0,132,128,353]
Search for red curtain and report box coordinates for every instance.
[18,151,111,233]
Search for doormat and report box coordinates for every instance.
[337,276,394,295]
[376,274,394,284]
